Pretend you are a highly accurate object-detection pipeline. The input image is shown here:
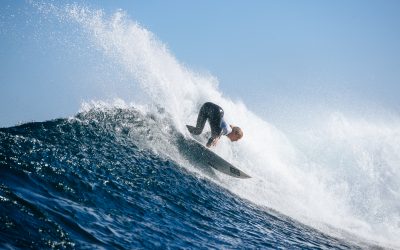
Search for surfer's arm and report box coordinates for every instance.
[206,136,220,147]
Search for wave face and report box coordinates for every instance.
[0,108,362,249]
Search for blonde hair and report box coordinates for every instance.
[231,126,243,139]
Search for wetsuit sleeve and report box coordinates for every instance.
[207,130,221,147]
[211,128,222,138]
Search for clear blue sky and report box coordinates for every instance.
[1,0,400,127]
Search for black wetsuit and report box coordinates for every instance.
[187,102,225,145]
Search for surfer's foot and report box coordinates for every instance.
[186,125,202,135]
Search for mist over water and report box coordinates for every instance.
[27,2,400,248]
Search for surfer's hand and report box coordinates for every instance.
[206,137,219,147]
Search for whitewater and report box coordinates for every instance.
[1,2,399,249]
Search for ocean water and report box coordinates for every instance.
[0,108,375,249]
[1,2,400,249]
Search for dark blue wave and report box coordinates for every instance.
[0,108,366,249]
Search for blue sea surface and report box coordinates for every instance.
[0,108,371,249]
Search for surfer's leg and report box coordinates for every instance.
[201,102,224,137]
[188,103,210,135]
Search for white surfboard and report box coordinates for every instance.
[179,134,251,179]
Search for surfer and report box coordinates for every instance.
[187,102,243,147]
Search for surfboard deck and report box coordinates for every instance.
[178,131,251,179]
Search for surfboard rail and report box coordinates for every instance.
[178,133,251,179]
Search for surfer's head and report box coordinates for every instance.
[228,126,243,142]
